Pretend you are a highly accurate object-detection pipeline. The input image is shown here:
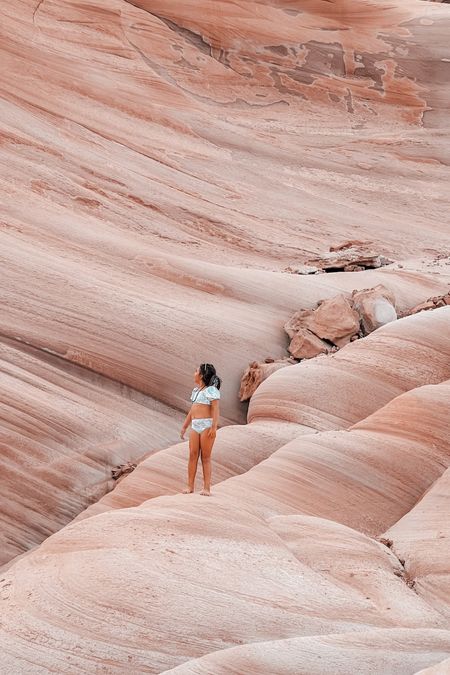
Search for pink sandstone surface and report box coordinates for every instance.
[1,0,450,672]
[416,660,450,675]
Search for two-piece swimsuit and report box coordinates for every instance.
[190,385,220,433]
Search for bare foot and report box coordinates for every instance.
[200,489,211,496]
[182,487,194,494]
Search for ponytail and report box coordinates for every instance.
[199,363,221,390]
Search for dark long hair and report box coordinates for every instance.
[199,363,221,389]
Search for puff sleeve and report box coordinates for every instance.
[205,386,220,401]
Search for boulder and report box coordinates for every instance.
[308,245,383,271]
[408,292,450,315]
[284,309,313,339]
[352,285,397,335]
[304,294,360,347]
[111,462,137,482]
[409,300,438,315]
[288,329,331,359]
[239,359,295,401]
[432,292,450,306]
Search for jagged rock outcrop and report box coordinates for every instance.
[352,285,397,335]
[239,358,296,402]
[288,327,331,359]
[111,462,137,481]
[260,308,450,428]
[408,292,450,316]
[304,294,361,347]
[284,285,398,361]
[308,242,387,272]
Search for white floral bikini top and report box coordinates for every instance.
[190,386,221,405]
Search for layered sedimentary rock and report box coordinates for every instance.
[1,313,450,673]
[239,358,296,402]
[71,308,450,522]
[163,631,450,675]
[1,0,450,672]
[0,336,183,565]
[218,375,450,535]
[2,496,448,673]
[72,419,302,522]
[415,659,450,675]
[385,459,450,620]
[1,0,450,422]
[249,308,450,427]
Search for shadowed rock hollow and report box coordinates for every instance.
[0,0,450,672]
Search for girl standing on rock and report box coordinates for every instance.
[180,363,221,496]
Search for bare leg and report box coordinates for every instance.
[183,430,200,493]
[199,429,215,495]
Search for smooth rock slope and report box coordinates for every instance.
[1,0,450,672]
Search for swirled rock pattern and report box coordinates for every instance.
[0,336,183,565]
[249,308,450,428]
[71,309,450,523]
[1,314,450,672]
[385,458,450,620]
[1,0,450,672]
[163,631,450,675]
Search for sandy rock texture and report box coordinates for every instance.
[385,457,450,620]
[1,312,449,672]
[0,336,183,565]
[1,0,450,672]
[72,309,450,522]
[415,659,450,675]
[239,358,296,401]
[162,631,450,675]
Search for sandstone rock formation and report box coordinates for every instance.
[1,341,450,672]
[0,336,183,566]
[239,358,295,402]
[163,631,450,675]
[352,285,398,335]
[284,285,399,361]
[71,309,450,523]
[384,457,450,620]
[284,295,358,359]
[1,0,450,672]
[305,294,361,347]
[308,242,386,272]
[415,659,450,675]
[408,292,450,315]
[288,327,331,359]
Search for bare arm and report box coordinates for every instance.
[180,409,192,439]
[210,399,219,433]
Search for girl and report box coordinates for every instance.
[180,363,221,496]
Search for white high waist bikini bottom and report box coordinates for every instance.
[191,418,213,433]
